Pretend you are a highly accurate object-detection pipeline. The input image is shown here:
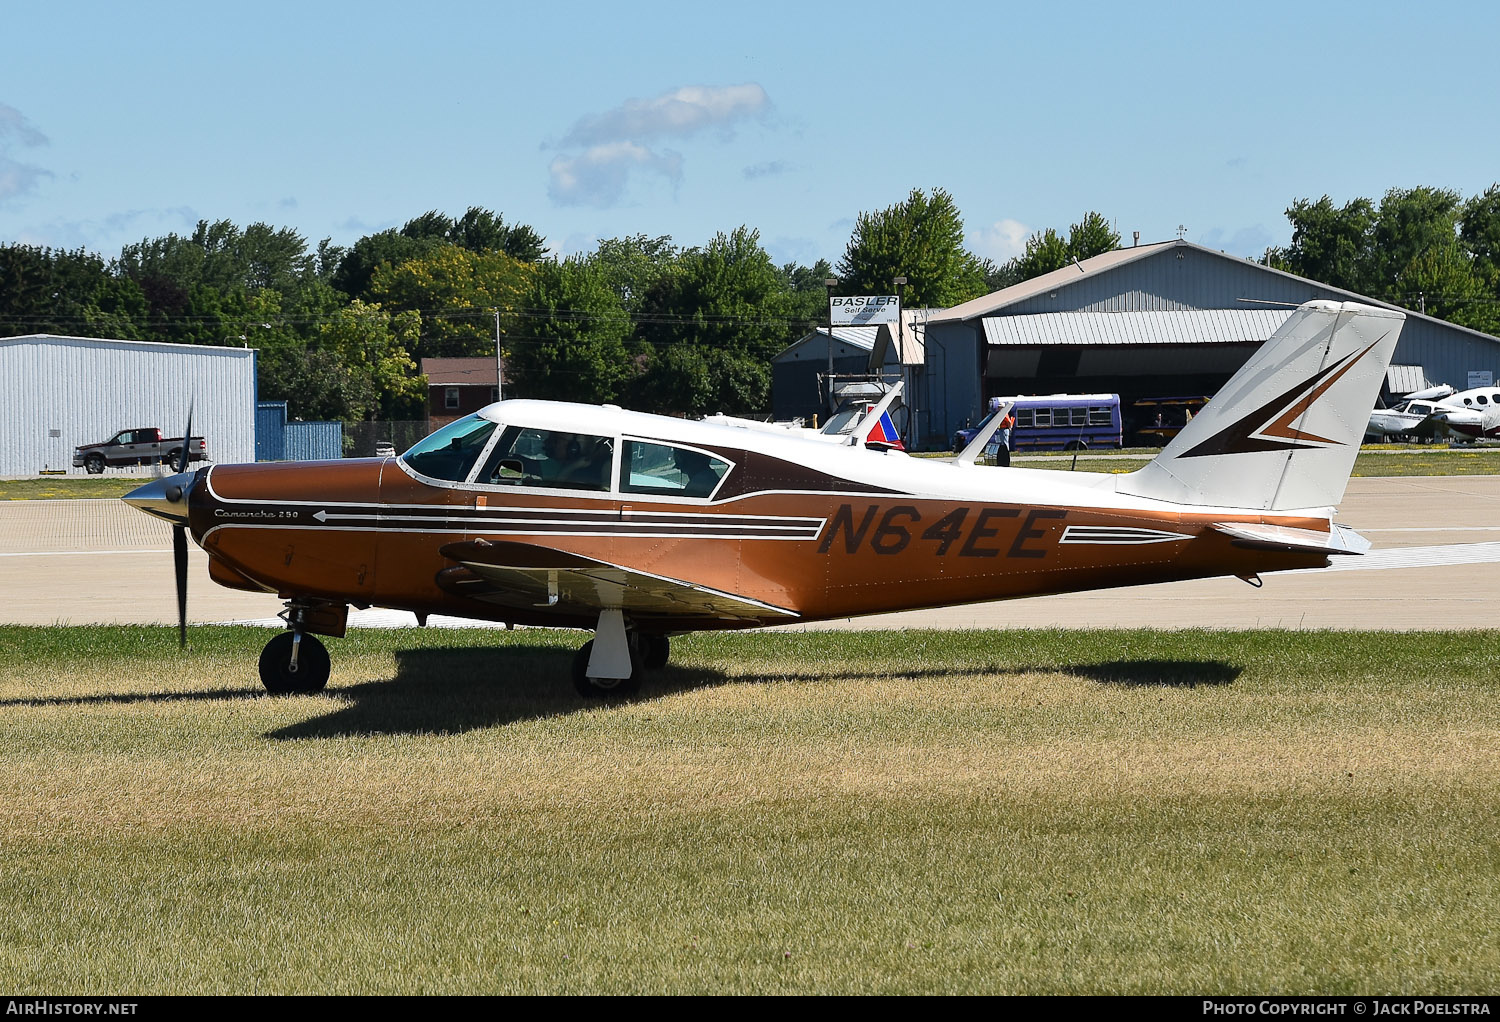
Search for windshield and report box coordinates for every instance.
[401,414,499,482]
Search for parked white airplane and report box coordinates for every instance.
[1367,385,1457,439]
[1422,385,1500,440]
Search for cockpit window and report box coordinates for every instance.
[621,440,729,499]
[401,414,498,482]
[475,426,615,492]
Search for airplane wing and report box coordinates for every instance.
[436,539,800,621]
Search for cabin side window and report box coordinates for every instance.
[475,427,615,492]
[621,440,729,499]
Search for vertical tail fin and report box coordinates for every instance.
[1117,300,1404,511]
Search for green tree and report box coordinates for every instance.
[120,219,318,299]
[508,258,633,403]
[1371,186,1464,290]
[1003,211,1120,283]
[317,300,426,420]
[257,299,424,422]
[451,207,547,262]
[635,226,793,413]
[778,257,836,337]
[1067,211,1121,260]
[368,245,534,361]
[0,245,147,338]
[1391,240,1499,335]
[1261,195,1378,293]
[835,187,989,307]
[588,234,679,313]
[630,343,713,415]
[1007,227,1072,281]
[331,229,438,299]
[1461,185,1500,277]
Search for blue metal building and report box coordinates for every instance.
[255,401,343,461]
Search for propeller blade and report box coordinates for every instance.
[177,403,194,474]
[173,524,188,648]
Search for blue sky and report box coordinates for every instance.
[2,0,1497,271]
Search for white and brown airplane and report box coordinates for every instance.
[125,300,1404,697]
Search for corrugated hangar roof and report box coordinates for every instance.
[934,243,1175,324]
[982,308,1293,347]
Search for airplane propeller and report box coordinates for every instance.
[172,405,192,647]
[123,404,195,648]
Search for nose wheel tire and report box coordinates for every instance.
[571,640,641,698]
[259,631,331,695]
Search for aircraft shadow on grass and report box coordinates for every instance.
[0,649,1241,734]
[266,644,719,739]
[1059,659,1242,688]
[265,648,1244,740]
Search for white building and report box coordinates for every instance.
[0,334,257,476]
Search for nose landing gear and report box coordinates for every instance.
[258,603,334,695]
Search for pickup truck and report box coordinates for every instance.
[73,428,209,474]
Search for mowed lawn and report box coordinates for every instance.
[1,626,1496,994]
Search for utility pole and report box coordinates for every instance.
[823,277,838,414]
[494,308,504,401]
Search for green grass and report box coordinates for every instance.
[0,477,151,500]
[1,626,1497,994]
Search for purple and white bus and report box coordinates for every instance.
[1005,393,1122,451]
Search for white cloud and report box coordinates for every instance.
[548,142,683,208]
[0,102,47,147]
[0,155,51,204]
[559,84,769,148]
[968,218,1030,261]
[743,160,789,180]
[0,102,50,205]
[548,84,768,209]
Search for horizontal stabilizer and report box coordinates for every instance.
[1210,522,1370,556]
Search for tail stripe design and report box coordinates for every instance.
[1180,338,1385,458]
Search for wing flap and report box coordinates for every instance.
[438,540,799,621]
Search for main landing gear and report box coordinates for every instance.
[258,602,333,695]
[571,607,671,698]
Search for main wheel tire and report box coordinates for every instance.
[641,634,670,670]
[571,640,641,698]
[258,632,331,695]
[84,454,105,474]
